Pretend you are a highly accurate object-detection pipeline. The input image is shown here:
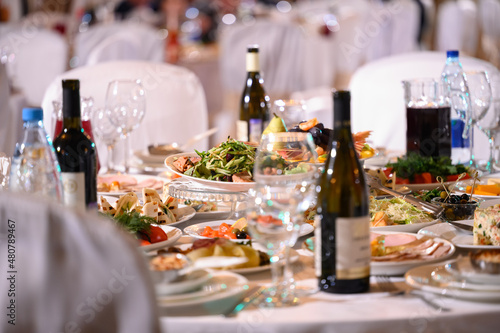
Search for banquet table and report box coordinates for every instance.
[155,214,500,333]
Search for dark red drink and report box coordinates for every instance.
[406,106,451,158]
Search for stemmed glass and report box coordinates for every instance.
[463,71,492,167]
[90,107,122,173]
[476,72,500,172]
[105,79,146,173]
[246,132,318,307]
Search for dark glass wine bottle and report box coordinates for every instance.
[237,45,270,143]
[53,79,97,210]
[315,90,370,294]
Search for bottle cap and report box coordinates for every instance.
[446,50,459,58]
[22,107,43,122]
[247,44,259,53]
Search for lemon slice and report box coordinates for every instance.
[231,217,247,230]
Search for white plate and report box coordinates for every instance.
[403,182,455,191]
[431,265,500,291]
[140,225,183,252]
[418,220,500,250]
[157,270,248,307]
[451,178,500,199]
[134,149,171,164]
[303,232,455,276]
[370,219,439,233]
[154,269,212,296]
[99,196,196,228]
[97,174,166,196]
[370,232,455,276]
[405,263,500,301]
[445,256,500,285]
[165,153,255,192]
[231,248,300,274]
[183,220,314,241]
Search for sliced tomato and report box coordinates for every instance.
[200,226,214,237]
[383,168,393,178]
[139,239,151,246]
[395,177,410,185]
[219,222,231,234]
[447,173,470,182]
[149,226,168,243]
[414,172,433,184]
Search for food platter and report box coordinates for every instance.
[370,219,439,233]
[99,195,196,227]
[140,225,183,252]
[97,174,166,196]
[419,221,500,250]
[183,220,314,241]
[303,232,455,276]
[165,153,255,192]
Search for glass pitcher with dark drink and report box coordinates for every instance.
[403,79,451,158]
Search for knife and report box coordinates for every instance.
[223,285,266,317]
[446,220,473,232]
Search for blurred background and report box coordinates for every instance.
[1,0,499,148]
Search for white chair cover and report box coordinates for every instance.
[41,61,209,166]
[349,51,499,159]
[74,22,164,67]
[0,27,68,106]
[0,192,160,333]
[478,0,500,67]
[436,0,479,56]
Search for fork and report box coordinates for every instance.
[375,275,450,312]
[366,174,444,219]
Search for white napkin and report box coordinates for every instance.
[0,192,161,333]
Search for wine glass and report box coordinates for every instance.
[105,79,146,173]
[246,132,318,307]
[272,99,307,130]
[463,71,492,167]
[477,72,500,172]
[90,107,121,173]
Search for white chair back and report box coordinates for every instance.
[436,0,479,56]
[478,0,500,67]
[349,51,499,158]
[41,61,209,166]
[0,191,160,333]
[74,22,164,67]
[0,27,68,106]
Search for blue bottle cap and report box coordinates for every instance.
[446,50,459,58]
[22,107,43,122]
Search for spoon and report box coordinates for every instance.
[179,127,219,151]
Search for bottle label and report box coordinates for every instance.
[336,216,371,279]
[249,118,263,143]
[236,120,248,142]
[61,172,86,209]
[246,52,259,72]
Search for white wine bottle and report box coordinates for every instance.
[53,79,97,209]
[237,45,270,143]
[315,90,370,294]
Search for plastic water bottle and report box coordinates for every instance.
[9,107,64,202]
[441,50,470,164]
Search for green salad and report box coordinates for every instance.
[185,138,256,181]
[370,197,434,225]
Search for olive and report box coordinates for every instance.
[461,194,470,200]
[460,199,468,204]
[440,191,447,199]
[236,231,248,239]
[241,226,249,234]
[231,228,240,234]
[449,196,460,204]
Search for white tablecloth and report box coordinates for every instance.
[156,215,500,333]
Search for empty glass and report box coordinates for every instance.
[90,108,121,173]
[105,79,146,173]
[272,99,306,130]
